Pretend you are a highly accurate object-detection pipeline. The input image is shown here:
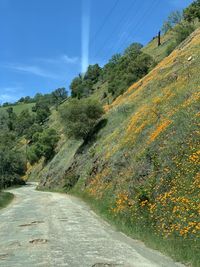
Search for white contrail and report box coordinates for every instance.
[81,0,90,76]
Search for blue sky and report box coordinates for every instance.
[0,0,193,103]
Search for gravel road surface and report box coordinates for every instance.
[0,184,185,267]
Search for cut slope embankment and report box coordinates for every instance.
[66,28,200,266]
[36,28,200,266]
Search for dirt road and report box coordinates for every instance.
[0,184,184,267]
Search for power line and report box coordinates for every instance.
[115,0,160,55]
[103,0,143,58]
[94,0,160,62]
[93,0,138,59]
[115,3,153,53]
[90,0,120,47]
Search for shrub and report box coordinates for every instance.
[174,22,195,44]
[28,128,59,164]
[37,128,59,160]
[0,128,26,189]
[51,88,68,105]
[32,102,51,124]
[184,0,200,22]
[15,109,35,136]
[0,149,26,189]
[27,145,40,165]
[59,99,104,140]
[70,64,102,98]
[25,123,43,141]
[165,21,195,56]
[166,41,177,56]
[162,11,183,33]
[105,43,155,97]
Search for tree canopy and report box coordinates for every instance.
[184,0,200,22]
[70,64,102,98]
[59,99,104,140]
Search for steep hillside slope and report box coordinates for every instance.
[37,27,199,265]
[28,106,82,188]
[142,30,174,62]
[35,28,200,266]
[72,27,199,217]
[142,21,200,63]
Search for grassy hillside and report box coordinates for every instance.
[0,103,34,115]
[34,27,200,266]
[142,30,174,62]
[142,20,200,63]
[77,28,200,265]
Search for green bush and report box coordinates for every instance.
[25,123,43,141]
[184,0,200,22]
[0,149,26,189]
[162,11,183,34]
[59,99,104,140]
[51,88,68,106]
[166,21,195,56]
[15,109,35,136]
[32,102,51,124]
[28,128,59,164]
[174,22,195,44]
[105,43,155,97]
[37,128,59,160]
[166,41,177,56]
[27,145,40,165]
[6,107,17,131]
[70,44,154,99]
[0,128,26,189]
[70,64,102,98]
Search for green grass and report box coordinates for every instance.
[35,28,200,267]
[0,192,14,209]
[143,22,200,63]
[71,189,200,267]
[34,138,81,189]
[67,28,200,267]
[142,31,175,62]
[38,180,200,267]
[0,103,35,115]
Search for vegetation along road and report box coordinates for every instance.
[0,184,185,267]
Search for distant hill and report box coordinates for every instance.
[0,102,35,115]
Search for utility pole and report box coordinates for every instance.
[158,31,161,46]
